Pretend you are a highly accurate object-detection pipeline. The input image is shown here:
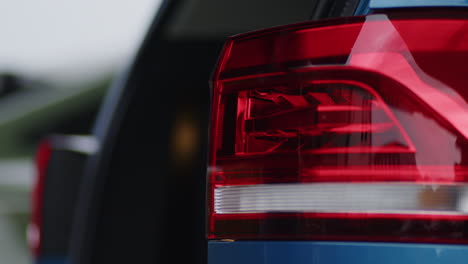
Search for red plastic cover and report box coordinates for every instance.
[28,140,52,256]
[209,12,468,243]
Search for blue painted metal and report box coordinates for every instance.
[370,0,468,9]
[356,0,468,15]
[35,256,69,264]
[209,241,468,264]
[355,0,371,15]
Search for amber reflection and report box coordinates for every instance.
[171,111,199,165]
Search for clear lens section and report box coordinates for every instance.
[209,12,468,243]
[215,183,468,214]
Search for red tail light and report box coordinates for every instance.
[28,140,52,257]
[208,12,468,243]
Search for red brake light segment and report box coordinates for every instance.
[236,80,413,155]
[209,13,468,243]
[28,140,52,257]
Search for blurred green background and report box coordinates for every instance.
[0,74,110,263]
[0,0,160,262]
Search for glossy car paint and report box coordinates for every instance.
[209,241,468,264]
[370,0,468,9]
[356,0,468,15]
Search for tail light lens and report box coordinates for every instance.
[208,12,468,243]
[28,140,52,257]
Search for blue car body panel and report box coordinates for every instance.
[356,0,468,15]
[209,241,468,264]
[370,0,468,9]
[355,0,371,15]
[35,257,69,264]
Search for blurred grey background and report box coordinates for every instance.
[0,0,160,262]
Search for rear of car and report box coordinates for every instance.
[208,1,468,263]
[30,135,97,263]
[32,0,468,264]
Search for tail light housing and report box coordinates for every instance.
[208,12,468,243]
[28,140,52,256]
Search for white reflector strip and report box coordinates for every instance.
[215,183,468,215]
